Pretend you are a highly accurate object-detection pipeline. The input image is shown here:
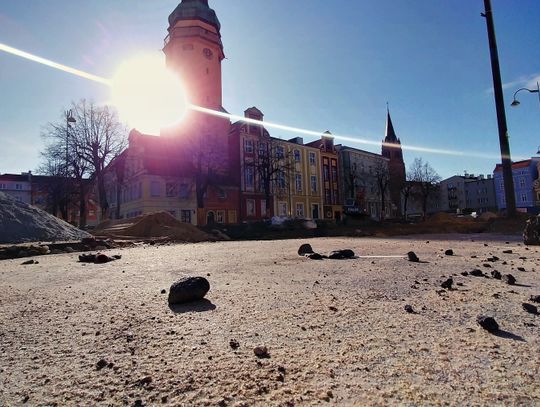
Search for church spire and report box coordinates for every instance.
[385,106,398,143]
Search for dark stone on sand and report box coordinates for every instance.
[95,253,111,264]
[461,271,469,276]
[328,249,355,259]
[523,215,540,245]
[441,278,453,290]
[229,339,240,350]
[96,358,108,370]
[168,276,210,305]
[298,244,314,256]
[491,270,502,280]
[503,249,513,254]
[160,289,166,294]
[21,259,35,265]
[477,315,499,333]
[407,251,419,262]
[307,253,324,260]
[254,346,270,358]
[517,267,525,272]
[469,269,484,277]
[522,303,538,315]
[502,274,516,285]
[530,295,540,303]
[444,249,454,256]
[404,304,415,313]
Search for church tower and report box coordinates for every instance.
[381,108,406,216]
[163,0,224,110]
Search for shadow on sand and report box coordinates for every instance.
[493,329,526,342]
[169,298,216,314]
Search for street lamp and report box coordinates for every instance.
[65,110,76,221]
[510,81,540,107]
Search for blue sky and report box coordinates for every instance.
[0,0,539,179]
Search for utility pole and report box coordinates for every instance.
[482,0,516,217]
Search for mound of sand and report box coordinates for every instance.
[0,191,90,244]
[478,211,498,221]
[96,211,214,242]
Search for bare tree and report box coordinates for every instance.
[400,171,415,220]
[69,100,127,218]
[252,137,295,213]
[409,158,441,220]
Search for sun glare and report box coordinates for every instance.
[111,54,187,135]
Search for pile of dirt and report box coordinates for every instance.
[96,212,214,242]
[0,191,90,244]
[486,213,530,235]
[478,211,498,221]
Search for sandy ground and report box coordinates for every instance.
[0,234,539,406]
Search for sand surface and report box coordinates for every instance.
[1,234,539,406]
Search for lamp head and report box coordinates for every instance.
[510,99,520,107]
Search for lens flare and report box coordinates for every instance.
[111,54,188,135]
[0,42,523,160]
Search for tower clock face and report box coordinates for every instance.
[203,48,213,59]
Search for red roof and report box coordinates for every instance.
[493,159,531,172]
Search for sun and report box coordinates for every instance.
[111,54,188,135]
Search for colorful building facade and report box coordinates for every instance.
[494,158,540,214]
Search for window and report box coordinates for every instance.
[331,167,337,183]
[244,139,254,153]
[521,194,527,203]
[15,184,22,190]
[0,183,5,189]
[311,204,320,219]
[258,142,267,156]
[295,174,302,192]
[245,166,254,189]
[519,178,526,188]
[323,165,329,181]
[150,181,160,197]
[296,203,304,218]
[309,152,316,166]
[311,175,317,193]
[276,146,284,159]
[179,184,190,199]
[246,199,256,216]
[216,210,225,223]
[261,200,267,217]
[278,171,286,189]
[278,201,288,217]
[294,149,301,162]
[166,182,178,197]
[181,210,192,223]
[325,189,331,203]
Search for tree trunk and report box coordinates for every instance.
[78,180,87,228]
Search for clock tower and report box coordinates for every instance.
[163,0,224,110]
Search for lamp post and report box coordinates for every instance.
[510,81,540,107]
[65,110,76,221]
[482,0,516,217]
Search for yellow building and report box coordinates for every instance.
[272,137,323,220]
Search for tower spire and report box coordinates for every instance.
[385,107,398,143]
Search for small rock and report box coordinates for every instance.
[522,303,538,315]
[95,253,111,264]
[517,267,525,272]
[307,253,324,260]
[530,295,540,303]
[477,315,499,333]
[444,249,454,256]
[491,270,502,280]
[407,251,419,262]
[253,346,270,358]
[328,249,355,259]
[160,289,166,294]
[404,304,415,313]
[229,339,240,350]
[168,276,210,305]
[461,271,469,276]
[96,358,108,370]
[502,274,516,285]
[469,269,484,277]
[441,278,453,290]
[298,244,314,256]
[502,249,513,254]
[21,259,35,265]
